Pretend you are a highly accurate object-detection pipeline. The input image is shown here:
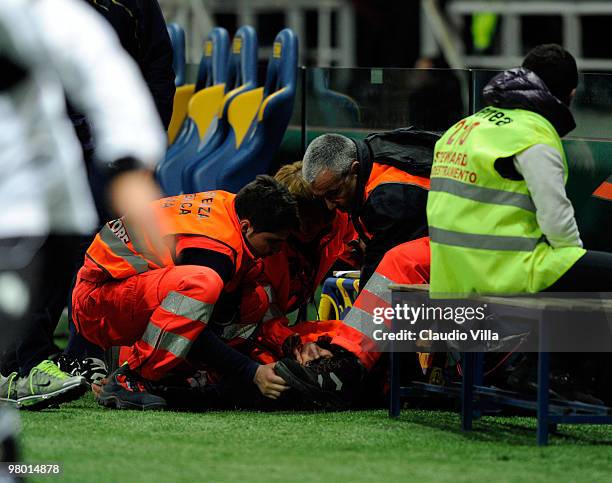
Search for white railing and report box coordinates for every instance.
[421,0,612,71]
[159,0,356,67]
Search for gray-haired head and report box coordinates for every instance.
[302,134,357,184]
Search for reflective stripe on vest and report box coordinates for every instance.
[430,177,535,212]
[221,323,259,341]
[122,217,166,268]
[429,226,541,251]
[343,306,392,342]
[87,191,245,280]
[359,272,393,305]
[261,284,283,323]
[342,272,394,340]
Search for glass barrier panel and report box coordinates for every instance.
[185,63,199,84]
[303,67,470,143]
[570,72,612,250]
[273,66,304,169]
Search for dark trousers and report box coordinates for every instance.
[544,249,612,402]
[1,235,83,377]
[0,237,45,360]
[546,250,612,292]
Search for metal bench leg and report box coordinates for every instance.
[537,351,550,445]
[389,324,401,418]
[473,352,484,419]
[462,352,474,431]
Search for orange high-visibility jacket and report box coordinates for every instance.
[356,162,431,240]
[262,211,358,314]
[86,191,251,281]
[351,161,430,286]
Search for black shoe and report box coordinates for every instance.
[56,353,108,386]
[507,357,605,405]
[97,365,166,410]
[548,371,605,406]
[274,352,365,410]
[55,353,82,376]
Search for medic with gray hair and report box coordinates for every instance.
[302,128,437,287]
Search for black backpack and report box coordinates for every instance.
[363,126,441,177]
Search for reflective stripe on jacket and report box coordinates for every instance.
[86,191,246,280]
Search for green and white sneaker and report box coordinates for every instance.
[15,360,89,410]
[0,372,19,407]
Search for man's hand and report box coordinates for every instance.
[108,169,166,256]
[294,342,333,365]
[253,363,288,399]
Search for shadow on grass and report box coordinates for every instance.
[391,409,612,446]
[53,393,612,446]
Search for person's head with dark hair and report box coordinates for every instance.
[522,43,578,106]
[235,175,299,257]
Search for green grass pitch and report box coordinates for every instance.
[15,393,612,482]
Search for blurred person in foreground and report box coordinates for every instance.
[0,0,166,410]
[52,0,176,384]
[72,0,174,217]
[82,0,175,130]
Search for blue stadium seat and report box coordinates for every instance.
[166,23,188,144]
[181,26,259,194]
[166,28,229,147]
[167,83,194,145]
[157,27,230,195]
[191,28,298,193]
[167,28,230,150]
[167,23,186,86]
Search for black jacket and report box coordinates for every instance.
[84,0,175,129]
[483,67,576,138]
[350,128,439,286]
[70,0,175,220]
[483,67,576,180]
